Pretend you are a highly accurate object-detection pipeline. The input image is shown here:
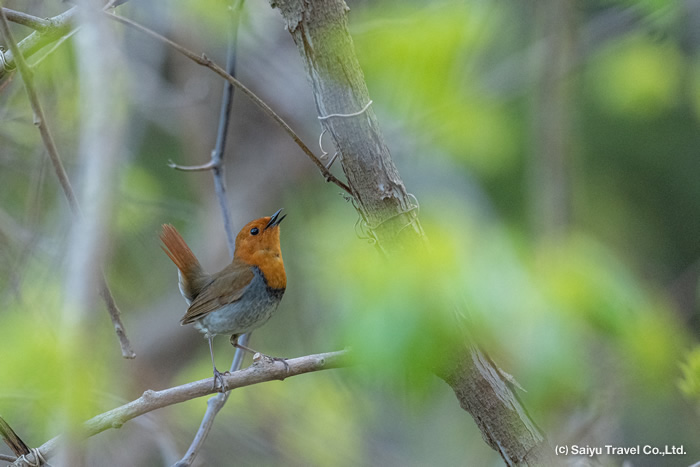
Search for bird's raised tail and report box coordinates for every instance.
[160,224,203,276]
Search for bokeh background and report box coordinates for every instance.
[1,0,699,465]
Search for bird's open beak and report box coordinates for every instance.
[265,208,286,230]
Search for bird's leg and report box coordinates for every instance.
[230,334,290,373]
[229,333,259,355]
[229,333,240,347]
[208,336,228,392]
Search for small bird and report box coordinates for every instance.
[160,209,287,390]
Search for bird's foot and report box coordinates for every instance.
[230,338,290,374]
[253,353,291,373]
[212,368,230,392]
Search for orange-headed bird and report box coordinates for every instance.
[160,209,286,390]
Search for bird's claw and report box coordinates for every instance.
[274,357,291,373]
[254,353,290,373]
[212,368,229,392]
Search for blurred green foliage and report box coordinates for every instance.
[590,34,682,119]
[352,2,519,175]
[0,272,116,439]
[679,346,700,402]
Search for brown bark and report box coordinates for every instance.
[271,0,425,254]
[438,345,554,465]
[269,1,556,465]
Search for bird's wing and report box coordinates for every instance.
[180,259,255,325]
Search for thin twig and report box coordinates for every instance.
[0,7,76,79]
[0,4,350,193]
[98,276,136,358]
[167,159,216,172]
[0,1,132,80]
[207,0,240,257]
[103,11,352,195]
[0,11,78,212]
[0,4,135,359]
[0,454,16,462]
[175,2,246,464]
[0,416,30,457]
[12,350,349,466]
[0,8,49,31]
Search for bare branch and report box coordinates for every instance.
[0,7,76,79]
[0,1,133,79]
[167,159,217,172]
[175,2,247,464]
[205,0,240,258]
[0,8,49,31]
[97,275,136,358]
[175,393,227,467]
[11,350,349,466]
[0,4,350,193]
[0,416,30,457]
[0,4,135,359]
[103,11,352,195]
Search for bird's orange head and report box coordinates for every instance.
[234,209,286,289]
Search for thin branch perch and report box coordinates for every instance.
[11,350,349,466]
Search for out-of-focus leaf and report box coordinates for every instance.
[0,270,115,438]
[589,34,681,119]
[679,346,700,401]
[352,3,518,174]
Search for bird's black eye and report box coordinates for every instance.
[250,227,259,235]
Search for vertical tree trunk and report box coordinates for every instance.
[270,0,425,254]
[268,1,556,464]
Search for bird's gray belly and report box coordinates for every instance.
[194,270,283,337]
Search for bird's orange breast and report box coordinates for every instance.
[252,253,286,290]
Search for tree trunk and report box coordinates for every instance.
[268,0,556,465]
[270,0,425,255]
